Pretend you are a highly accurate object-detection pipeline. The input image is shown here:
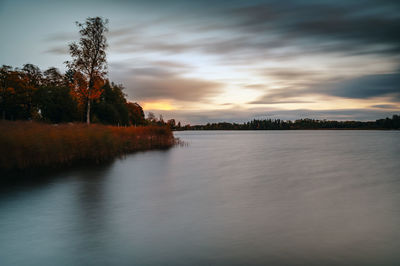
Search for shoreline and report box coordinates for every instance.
[0,121,175,172]
[175,128,400,131]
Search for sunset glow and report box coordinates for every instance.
[142,101,174,111]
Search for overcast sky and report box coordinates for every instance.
[1,0,399,123]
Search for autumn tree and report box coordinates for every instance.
[66,17,108,124]
[0,67,37,120]
[69,71,104,121]
[126,102,145,126]
[167,119,176,129]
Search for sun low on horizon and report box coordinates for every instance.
[1,0,399,124]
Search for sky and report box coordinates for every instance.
[1,0,399,124]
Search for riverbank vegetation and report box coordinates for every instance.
[183,115,400,130]
[0,121,174,170]
[0,63,146,126]
[0,17,180,173]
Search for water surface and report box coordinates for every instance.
[1,131,400,265]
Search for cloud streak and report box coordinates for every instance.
[3,0,400,123]
[110,64,222,102]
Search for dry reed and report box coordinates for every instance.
[0,121,175,170]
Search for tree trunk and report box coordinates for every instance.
[86,91,91,124]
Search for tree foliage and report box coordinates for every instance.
[0,64,145,125]
[66,17,108,124]
[184,116,400,130]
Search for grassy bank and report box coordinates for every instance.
[0,121,175,170]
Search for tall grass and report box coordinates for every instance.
[0,121,175,170]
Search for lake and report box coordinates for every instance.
[1,130,399,265]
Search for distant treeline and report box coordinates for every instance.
[0,64,146,126]
[183,115,400,130]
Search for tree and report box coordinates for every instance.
[43,67,66,87]
[34,86,79,123]
[69,71,104,121]
[167,119,176,128]
[66,17,108,124]
[22,64,43,87]
[0,65,12,119]
[1,68,37,120]
[147,112,156,124]
[126,102,145,126]
[92,82,130,125]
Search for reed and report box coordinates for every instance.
[0,121,175,170]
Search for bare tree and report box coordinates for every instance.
[66,17,108,124]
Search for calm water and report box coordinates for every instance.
[1,131,400,266]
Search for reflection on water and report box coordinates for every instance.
[0,131,399,266]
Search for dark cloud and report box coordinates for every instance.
[249,72,400,104]
[250,100,313,105]
[229,0,400,56]
[129,76,221,101]
[107,27,137,38]
[128,67,173,77]
[317,73,400,99]
[372,104,399,109]
[263,68,321,80]
[94,0,400,76]
[44,32,77,42]
[245,84,267,89]
[151,60,191,69]
[110,65,222,102]
[248,86,315,105]
[107,1,400,59]
[44,46,69,55]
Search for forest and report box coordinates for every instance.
[0,63,146,126]
[184,115,400,130]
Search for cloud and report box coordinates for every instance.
[263,68,321,80]
[151,60,191,69]
[44,32,78,42]
[250,99,313,105]
[372,104,399,109]
[248,86,316,105]
[316,73,400,99]
[249,72,400,104]
[110,64,222,102]
[108,1,400,59]
[128,76,221,102]
[16,0,400,125]
[229,0,400,56]
[44,46,69,55]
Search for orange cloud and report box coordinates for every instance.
[142,101,174,111]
